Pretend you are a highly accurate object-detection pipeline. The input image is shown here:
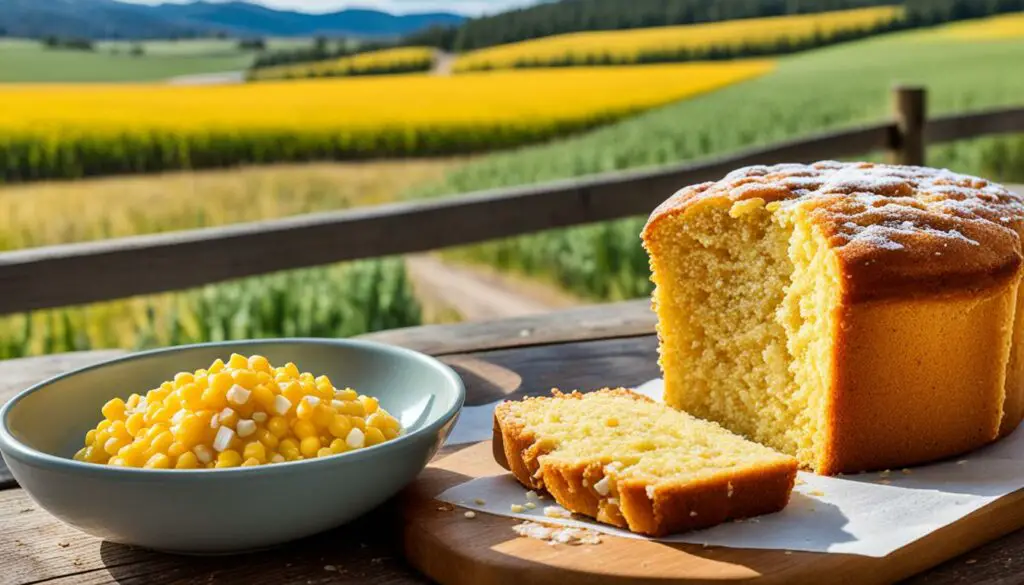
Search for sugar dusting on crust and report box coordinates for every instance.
[644,161,1024,300]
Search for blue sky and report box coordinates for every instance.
[119,0,544,16]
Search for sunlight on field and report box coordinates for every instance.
[0,60,774,181]
[939,12,1024,40]
[0,160,456,251]
[453,6,901,72]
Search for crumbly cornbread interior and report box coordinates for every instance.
[649,199,839,469]
[503,389,793,484]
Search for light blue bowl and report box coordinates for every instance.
[0,339,464,554]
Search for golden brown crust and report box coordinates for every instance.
[642,161,1024,303]
[492,389,798,536]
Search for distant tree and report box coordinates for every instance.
[215,31,229,40]
[0,27,7,37]
[130,43,145,57]
[314,35,329,53]
[239,37,267,51]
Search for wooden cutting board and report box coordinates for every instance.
[400,441,1024,585]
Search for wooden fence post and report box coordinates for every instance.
[890,86,926,166]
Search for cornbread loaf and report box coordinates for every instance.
[492,389,798,536]
[642,161,1024,475]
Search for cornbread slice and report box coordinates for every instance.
[642,161,1024,474]
[492,389,798,536]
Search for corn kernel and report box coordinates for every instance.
[279,438,299,454]
[293,419,317,440]
[175,452,199,469]
[243,441,267,463]
[252,385,275,410]
[336,401,365,417]
[228,353,248,369]
[167,442,188,458]
[173,372,194,389]
[232,369,258,389]
[267,415,290,437]
[358,396,379,415]
[384,428,399,440]
[249,355,271,372]
[125,412,145,436]
[299,436,321,458]
[350,416,366,431]
[180,383,203,410]
[335,388,357,401]
[201,386,228,411]
[104,436,129,456]
[329,438,348,454]
[241,457,261,467]
[73,447,87,461]
[284,362,300,379]
[209,358,226,374]
[296,397,318,421]
[364,427,386,447]
[216,450,242,468]
[108,457,127,467]
[328,415,352,439]
[144,453,171,469]
[316,447,333,458]
[84,429,97,446]
[256,428,279,450]
[281,381,304,405]
[101,398,127,421]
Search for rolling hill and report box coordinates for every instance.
[0,0,466,39]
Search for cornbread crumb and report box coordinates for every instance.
[879,470,891,478]
[525,490,539,501]
[511,504,525,513]
[689,511,698,517]
[957,460,969,465]
[807,490,825,497]
[525,502,537,510]
[544,506,572,519]
[902,468,913,475]
[324,565,337,572]
[474,498,486,505]
[464,511,476,519]
[512,521,601,546]
[878,479,892,485]
[794,478,806,485]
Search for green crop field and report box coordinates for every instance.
[0,38,314,82]
[413,29,1024,301]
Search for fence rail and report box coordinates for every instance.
[1,87,1022,316]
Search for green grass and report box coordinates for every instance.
[413,31,1024,301]
[0,38,315,82]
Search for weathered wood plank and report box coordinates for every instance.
[360,299,655,356]
[927,107,1024,145]
[0,350,127,491]
[0,122,892,315]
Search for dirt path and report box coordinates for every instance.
[431,50,455,76]
[406,254,583,321]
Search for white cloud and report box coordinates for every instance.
[118,0,541,16]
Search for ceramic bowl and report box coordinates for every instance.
[0,338,464,554]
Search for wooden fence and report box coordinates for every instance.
[1,86,1022,316]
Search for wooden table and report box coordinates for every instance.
[1,301,1022,585]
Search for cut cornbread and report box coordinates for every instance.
[642,161,1024,475]
[492,389,798,536]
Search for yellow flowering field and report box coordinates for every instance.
[0,60,773,182]
[249,46,436,81]
[939,12,1024,40]
[453,6,902,72]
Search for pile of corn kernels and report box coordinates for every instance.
[74,353,402,469]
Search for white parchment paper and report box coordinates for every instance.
[437,379,1024,557]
